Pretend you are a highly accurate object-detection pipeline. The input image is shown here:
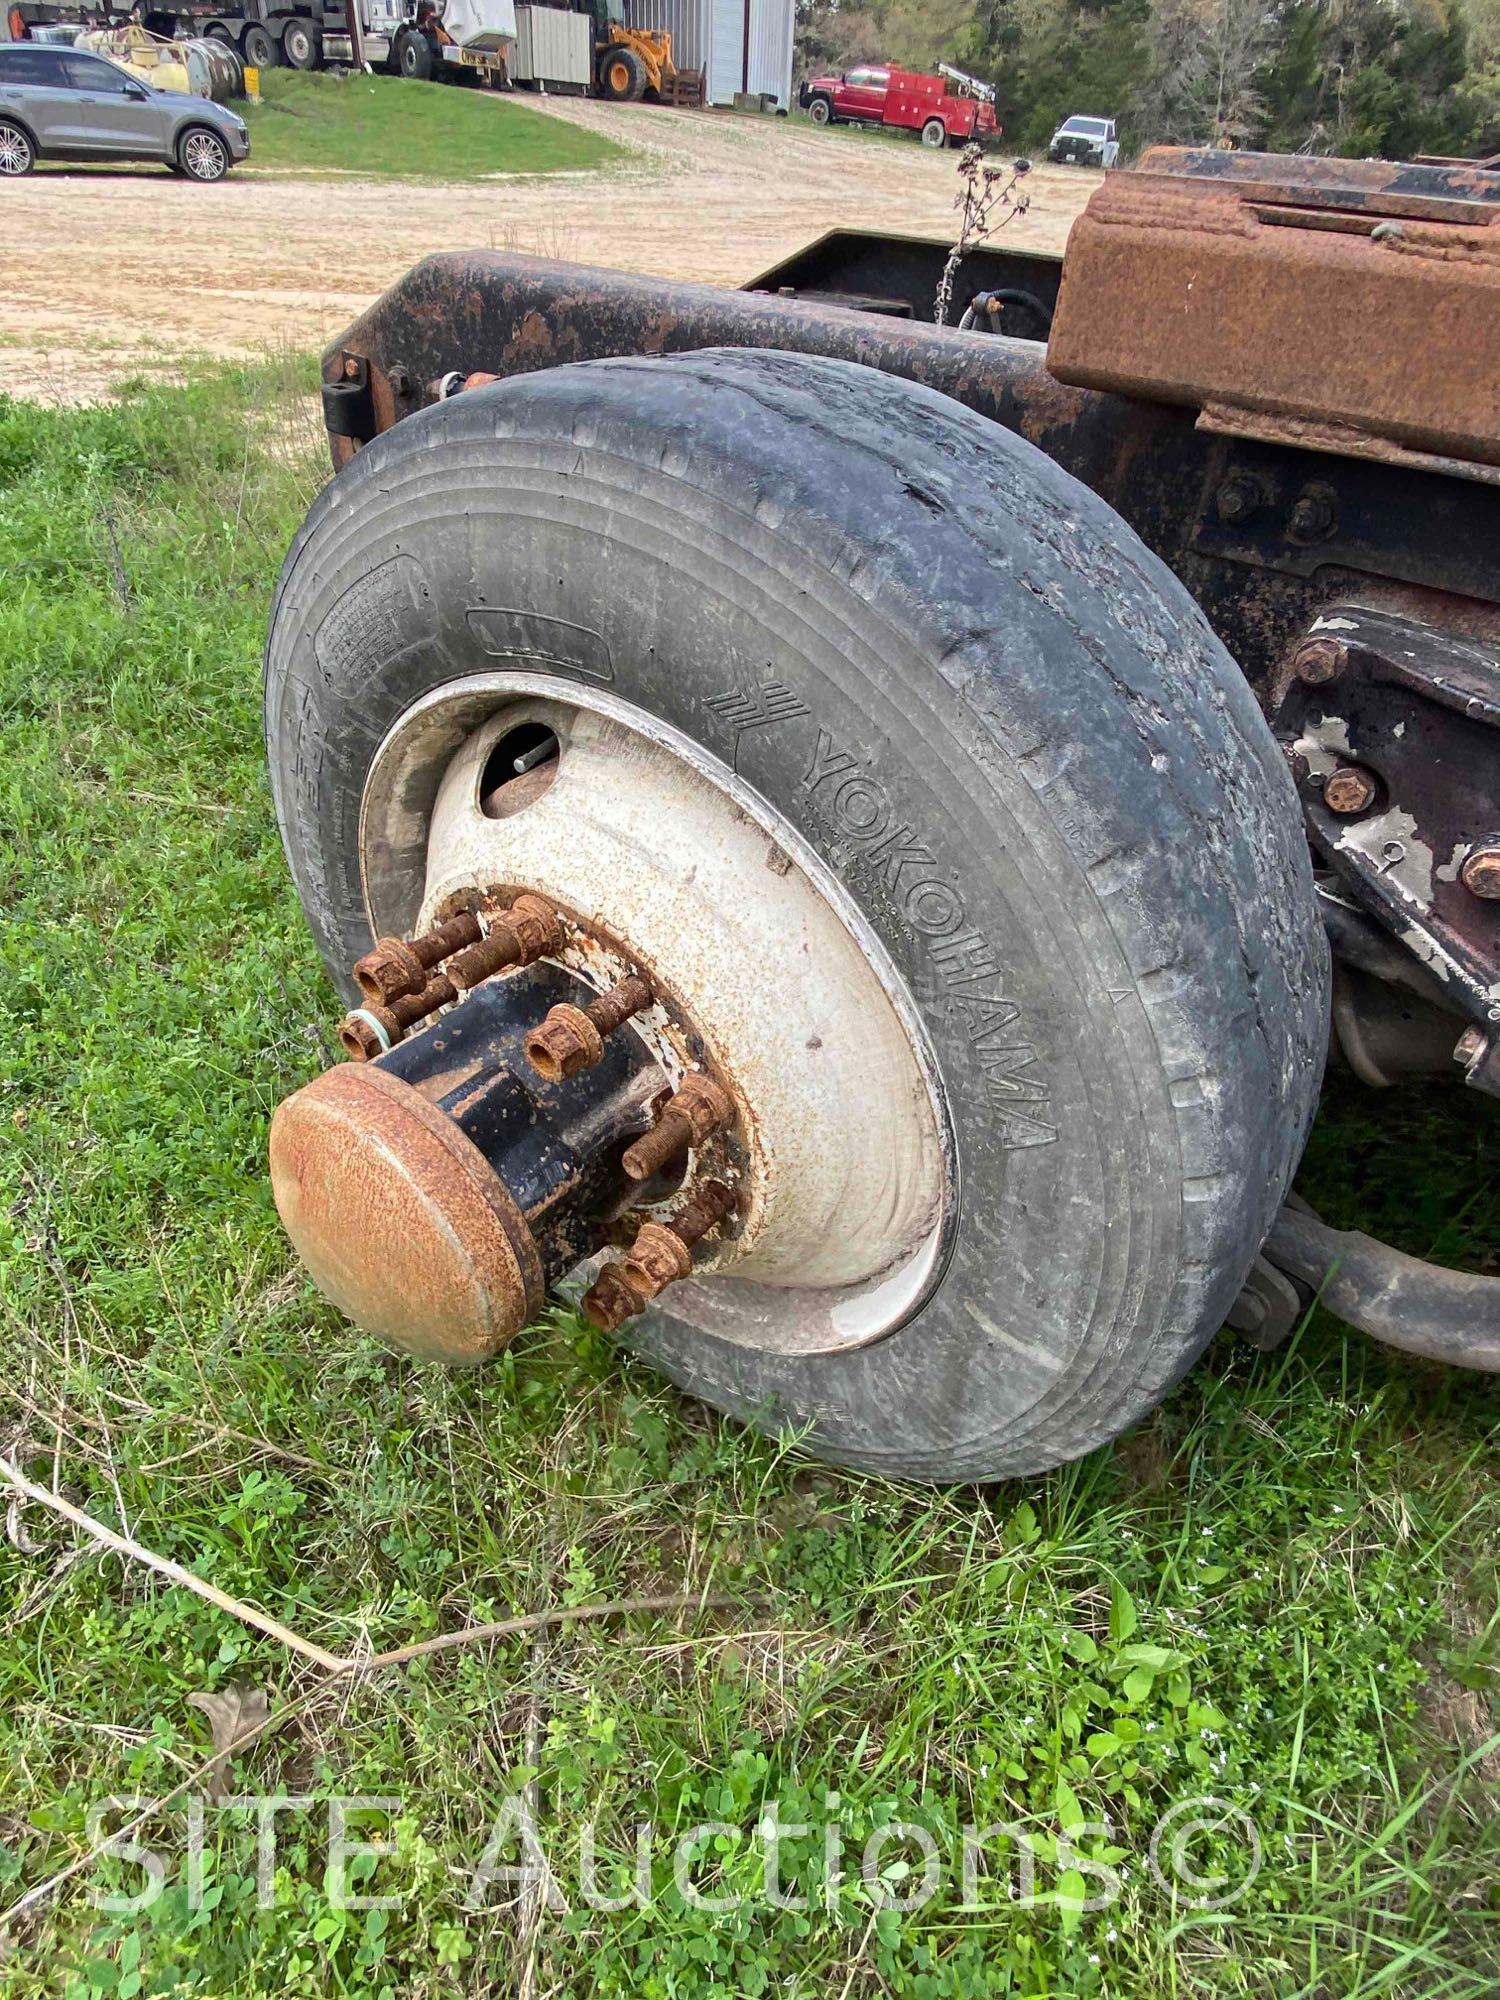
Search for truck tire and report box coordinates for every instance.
[921,116,947,148]
[597,44,646,101]
[806,93,833,125]
[396,28,434,80]
[265,350,1328,1480]
[279,16,321,69]
[241,22,279,69]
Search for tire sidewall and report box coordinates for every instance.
[266,357,1325,1477]
[243,25,277,68]
[282,18,317,67]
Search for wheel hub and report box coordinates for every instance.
[271,679,950,1363]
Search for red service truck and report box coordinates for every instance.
[801,60,999,149]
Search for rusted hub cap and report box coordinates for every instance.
[269,1063,543,1364]
[356,675,953,1359]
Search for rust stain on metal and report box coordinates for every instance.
[1049,149,1500,473]
[269,1062,543,1364]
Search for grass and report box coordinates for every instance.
[240,69,628,180]
[0,363,1496,1999]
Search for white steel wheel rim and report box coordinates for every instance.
[184,133,222,178]
[0,128,29,173]
[922,122,944,147]
[359,674,955,1357]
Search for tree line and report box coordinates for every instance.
[794,0,1500,160]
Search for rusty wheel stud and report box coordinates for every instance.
[354,911,483,1005]
[582,1181,737,1333]
[1323,765,1378,817]
[525,975,653,1083]
[339,971,458,1061]
[620,1073,732,1182]
[444,893,565,990]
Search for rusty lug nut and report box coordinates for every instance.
[1459,842,1500,901]
[620,1074,732,1183]
[338,972,457,1061]
[525,975,653,1083]
[1215,472,1261,526]
[444,893,565,991]
[1293,636,1348,686]
[1323,765,1378,816]
[354,911,484,1005]
[582,1182,737,1333]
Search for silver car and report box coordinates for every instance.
[0,43,250,181]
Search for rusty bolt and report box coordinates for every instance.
[354,911,483,1005]
[1287,484,1337,546]
[444,893,565,990]
[1455,1026,1486,1066]
[525,975,653,1083]
[581,1182,736,1332]
[1323,765,1378,816]
[621,1074,732,1182]
[1293,636,1348,686]
[339,971,457,1061]
[1215,473,1261,527]
[342,354,360,381]
[1459,843,1500,901]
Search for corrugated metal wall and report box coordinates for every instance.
[629,0,708,75]
[702,0,794,106]
[631,0,793,108]
[513,5,592,85]
[741,0,794,106]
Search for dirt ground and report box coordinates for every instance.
[0,96,1099,401]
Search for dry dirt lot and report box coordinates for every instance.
[0,96,1098,401]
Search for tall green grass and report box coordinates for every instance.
[242,69,629,179]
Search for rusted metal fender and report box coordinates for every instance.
[1265,1204,1500,1371]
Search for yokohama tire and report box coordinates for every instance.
[265,351,1328,1479]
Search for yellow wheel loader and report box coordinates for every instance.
[584,0,674,102]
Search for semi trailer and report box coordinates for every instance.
[4,0,518,84]
[264,147,1500,1482]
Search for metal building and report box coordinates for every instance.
[631,0,795,109]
